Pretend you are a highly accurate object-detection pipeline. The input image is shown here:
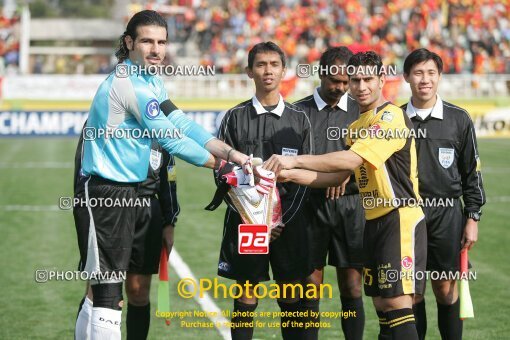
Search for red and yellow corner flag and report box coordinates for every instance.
[158,246,171,325]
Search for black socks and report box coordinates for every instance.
[278,300,302,340]
[340,296,365,340]
[437,298,463,340]
[300,298,320,339]
[377,310,391,340]
[386,308,418,340]
[126,303,150,340]
[231,300,257,340]
[413,299,427,340]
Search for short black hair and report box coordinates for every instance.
[247,42,286,69]
[319,46,353,76]
[115,10,168,62]
[403,48,443,75]
[347,51,383,77]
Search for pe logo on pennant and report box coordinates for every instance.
[238,224,269,254]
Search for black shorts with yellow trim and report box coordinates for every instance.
[363,206,427,298]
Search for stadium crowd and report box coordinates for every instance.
[3,1,510,75]
[170,0,510,74]
[0,9,20,75]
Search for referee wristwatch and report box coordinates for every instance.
[466,211,481,221]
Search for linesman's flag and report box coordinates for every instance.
[459,249,474,319]
[158,246,171,325]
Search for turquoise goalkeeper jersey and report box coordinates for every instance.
[81,59,212,182]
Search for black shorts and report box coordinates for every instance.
[129,196,164,275]
[306,193,365,269]
[363,207,427,298]
[423,198,467,273]
[217,208,313,282]
[74,176,137,282]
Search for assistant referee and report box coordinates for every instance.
[402,48,485,340]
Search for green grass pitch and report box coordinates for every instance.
[0,138,509,339]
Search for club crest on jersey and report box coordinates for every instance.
[145,99,160,119]
[381,111,394,122]
[150,149,162,170]
[282,148,298,156]
[438,148,455,168]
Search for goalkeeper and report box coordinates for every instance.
[73,10,249,340]
[74,130,179,340]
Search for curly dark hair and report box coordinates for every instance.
[347,51,384,77]
[115,10,168,63]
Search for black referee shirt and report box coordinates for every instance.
[218,94,313,224]
[294,89,359,196]
[402,95,486,214]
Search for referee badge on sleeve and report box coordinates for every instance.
[150,149,162,170]
[282,148,298,156]
[438,148,455,168]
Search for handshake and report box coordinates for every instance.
[217,156,275,196]
[207,156,284,239]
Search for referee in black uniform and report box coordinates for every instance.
[74,129,180,340]
[294,46,366,340]
[216,42,315,340]
[402,48,486,340]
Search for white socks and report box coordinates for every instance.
[75,297,122,340]
[90,306,122,340]
[75,297,93,340]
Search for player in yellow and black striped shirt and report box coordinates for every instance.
[264,51,425,340]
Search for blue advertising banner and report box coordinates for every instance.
[0,111,226,136]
